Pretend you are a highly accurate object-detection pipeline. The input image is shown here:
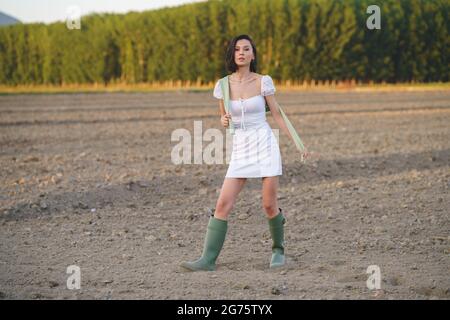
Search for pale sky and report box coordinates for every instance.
[0,0,205,24]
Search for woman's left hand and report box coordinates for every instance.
[300,147,318,162]
[300,148,309,162]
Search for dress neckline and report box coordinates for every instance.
[230,94,263,102]
[229,75,265,102]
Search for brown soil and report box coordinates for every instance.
[0,90,449,299]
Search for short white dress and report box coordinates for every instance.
[213,75,283,178]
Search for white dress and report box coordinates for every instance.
[213,75,282,178]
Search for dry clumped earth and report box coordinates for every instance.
[0,89,449,300]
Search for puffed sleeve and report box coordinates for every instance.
[261,75,276,96]
[213,80,223,99]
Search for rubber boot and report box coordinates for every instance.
[181,216,228,271]
[268,208,286,268]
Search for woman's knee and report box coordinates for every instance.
[215,200,233,217]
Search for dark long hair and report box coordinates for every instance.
[225,34,258,73]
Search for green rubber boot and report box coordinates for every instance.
[268,208,286,268]
[181,216,228,271]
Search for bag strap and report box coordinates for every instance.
[277,104,306,156]
[219,75,234,135]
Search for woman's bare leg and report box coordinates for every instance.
[214,177,247,220]
[262,175,285,268]
[261,176,279,218]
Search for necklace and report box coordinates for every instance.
[230,73,254,83]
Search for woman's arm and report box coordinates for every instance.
[265,95,295,142]
[218,99,226,117]
[218,99,232,128]
[265,94,313,161]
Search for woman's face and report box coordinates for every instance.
[234,39,254,67]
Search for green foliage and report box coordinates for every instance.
[0,0,448,85]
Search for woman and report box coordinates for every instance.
[181,34,310,271]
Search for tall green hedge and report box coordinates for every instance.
[0,0,448,85]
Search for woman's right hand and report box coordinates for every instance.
[221,113,232,128]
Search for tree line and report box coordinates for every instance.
[0,0,448,85]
